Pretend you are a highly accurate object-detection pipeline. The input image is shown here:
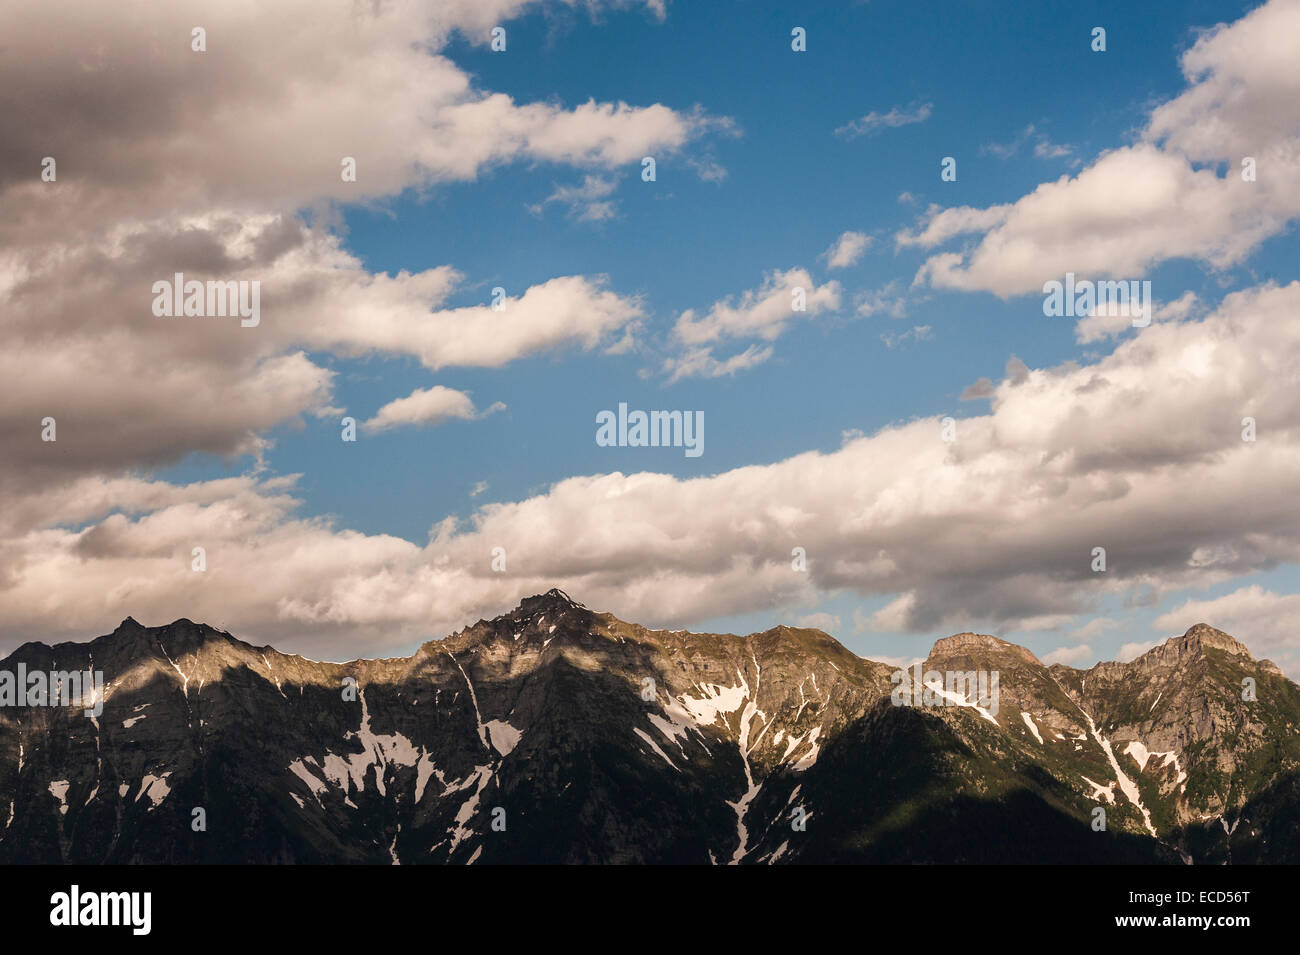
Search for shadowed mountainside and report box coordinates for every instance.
[0,590,1295,863]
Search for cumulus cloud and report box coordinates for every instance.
[896,203,1013,250]
[823,231,872,269]
[1072,291,1199,344]
[1116,641,1158,663]
[854,281,909,319]
[906,0,1300,297]
[8,283,1300,659]
[363,387,505,434]
[959,377,996,401]
[672,268,841,346]
[661,267,840,380]
[794,612,842,632]
[0,215,642,483]
[1069,617,1119,641]
[1042,644,1094,666]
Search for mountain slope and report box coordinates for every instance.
[0,591,1295,863]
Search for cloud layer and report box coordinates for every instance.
[5,283,1300,667]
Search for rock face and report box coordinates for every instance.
[0,591,1295,864]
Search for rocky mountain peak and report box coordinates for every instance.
[1176,622,1252,657]
[928,632,1042,666]
[1114,623,1257,674]
[519,588,586,611]
[86,616,248,674]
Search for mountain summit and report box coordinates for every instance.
[0,596,1295,864]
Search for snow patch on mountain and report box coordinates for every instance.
[485,719,521,756]
[1082,775,1117,804]
[1085,713,1156,836]
[447,766,492,855]
[414,753,443,804]
[923,678,1000,726]
[448,652,490,751]
[791,726,822,772]
[649,694,711,757]
[1021,712,1044,744]
[135,772,172,809]
[635,728,680,771]
[289,758,328,807]
[723,662,764,864]
[683,681,749,728]
[1124,741,1187,788]
[49,780,70,815]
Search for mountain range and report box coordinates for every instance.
[1,589,1296,864]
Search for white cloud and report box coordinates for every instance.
[868,653,926,670]
[1042,644,1094,666]
[1069,617,1119,641]
[835,102,932,140]
[363,387,504,434]
[896,203,1013,249]
[794,612,842,632]
[672,268,840,346]
[823,231,872,270]
[907,0,1300,297]
[867,594,918,633]
[529,175,619,222]
[983,123,1073,161]
[880,325,932,349]
[855,281,910,319]
[959,377,996,401]
[1033,138,1073,160]
[662,344,774,383]
[1116,641,1158,663]
[662,268,840,380]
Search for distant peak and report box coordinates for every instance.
[521,588,586,610]
[929,632,1041,665]
[930,632,1007,653]
[1175,623,1251,657]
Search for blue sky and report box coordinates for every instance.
[291,0,1289,658]
[6,0,1300,674]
